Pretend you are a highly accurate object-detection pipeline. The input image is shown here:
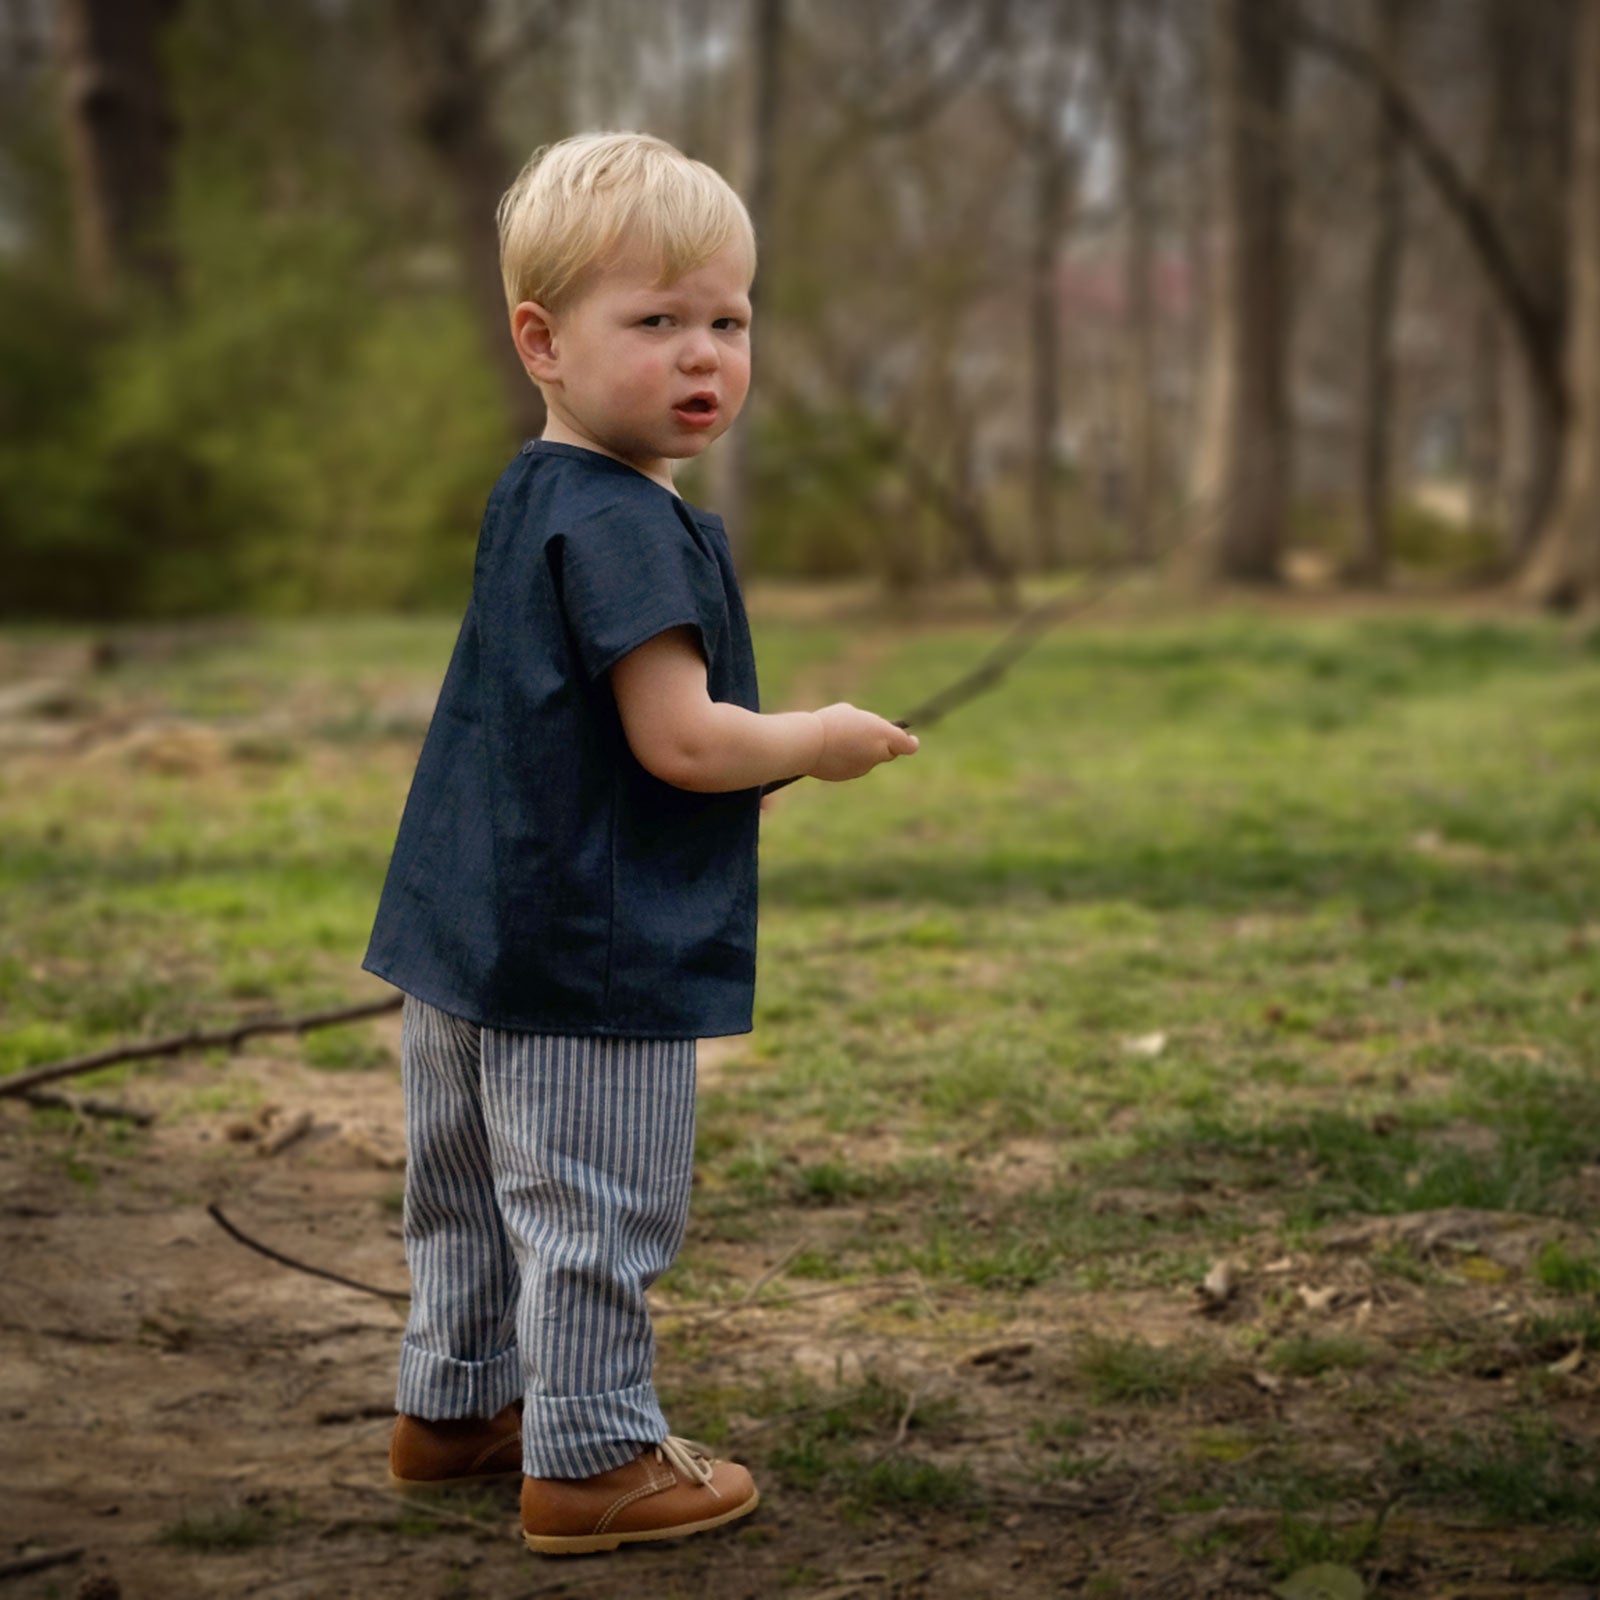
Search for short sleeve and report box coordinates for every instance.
[554,495,726,681]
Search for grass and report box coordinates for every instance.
[1524,1537,1600,1583]
[1535,1239,1600,1294]
[157,1501,285,1551]
[1072,1333,1222,1404]
[5,602,1600,1577]
[668,1372,979,1517]
[1387,1418,1600,1524]
[1266,1334,1378,1379]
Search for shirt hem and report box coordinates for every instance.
[361,957,752,1040]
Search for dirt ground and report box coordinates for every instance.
[0,1029,1127,1600]
[5,1024,1598,1600]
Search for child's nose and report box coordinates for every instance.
[679,329,719,371]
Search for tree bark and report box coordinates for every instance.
[717,0,784,568]
[389,0,545,446]
[55,0,181,304]
[1106,2,1161,564]
[1183,0,1292,583]
[1521,0,1600,607]
[1292,6,1570,565]
[1028,128,1070,570]
[1350,0,1407,587]
[1466,301,1502,534]
[1485,0,1574,563]
[1009,0,1077,573]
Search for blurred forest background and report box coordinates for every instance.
[1,0,1597,620]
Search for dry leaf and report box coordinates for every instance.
[1197,1259,1238,1312]
[1549,1345,1584,1377]
[258,1108,315,1157]
[1274,1563,1364,1600]
[1298,1284,1339,1314]
[1122,1031,1168,1058]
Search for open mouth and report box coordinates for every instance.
[674,394,720,428]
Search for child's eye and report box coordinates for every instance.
[639,314,671,328]
[713,317,747,332]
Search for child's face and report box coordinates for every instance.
[518,241,752,492]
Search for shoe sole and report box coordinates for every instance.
[523,1487,760,1555]
[388,1467,523,1497]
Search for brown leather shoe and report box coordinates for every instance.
[522,1436,759,1554]
[389,1401,523,1493]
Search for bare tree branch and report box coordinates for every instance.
[1289,4,1567,420]
[802,0,1011,186]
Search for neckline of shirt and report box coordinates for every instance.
[522,439,725,528]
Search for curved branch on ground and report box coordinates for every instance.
[0,996,403,1100]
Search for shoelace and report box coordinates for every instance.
[656,1434,718,1491]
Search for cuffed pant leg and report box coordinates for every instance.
[395,995,521,1419]
[481,1033,697,1479]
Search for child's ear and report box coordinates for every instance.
[511,301,559,383]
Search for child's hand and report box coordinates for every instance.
[808,703,919,782]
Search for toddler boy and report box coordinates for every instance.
[364,131,917,1555]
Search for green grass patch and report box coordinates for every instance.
[1388,1419,1600,1524]
[1267,1512,1383,1580]
[1515,1304,1600,1356]
[744,1374,977,1515]
[1071,1333,1222,1405]
[1535,1239,1600,1294]
[1266,1334,1378,1379]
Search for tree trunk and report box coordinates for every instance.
[1485,0,1574,563]
[1293,8,1570,559]
[1028,135,1069,569]
[1521,0,1600,607]
[1466,301,1503,534]
[1176,2,1211,501]
[713,0,784,567]
[1350,0,1406,587]
[1113,19,1160,564]
[55,0,181,304]
[1183,0,1292,583]
[389,0,544,446]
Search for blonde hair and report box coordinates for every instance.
[497,132,756,313]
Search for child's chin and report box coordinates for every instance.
[666,435,718,459]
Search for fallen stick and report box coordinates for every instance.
[0,1545,85,1581]
[207,1202,410,1302]
[691,1238,815,1328]
[0,995,402,1100]
[19,1088,155,1125]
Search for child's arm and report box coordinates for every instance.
[611,627,918,794]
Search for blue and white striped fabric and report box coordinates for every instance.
[394,994,697,1478]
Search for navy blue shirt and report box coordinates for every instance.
[363,441,761,1037]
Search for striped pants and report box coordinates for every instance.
[394,995,698,1479]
